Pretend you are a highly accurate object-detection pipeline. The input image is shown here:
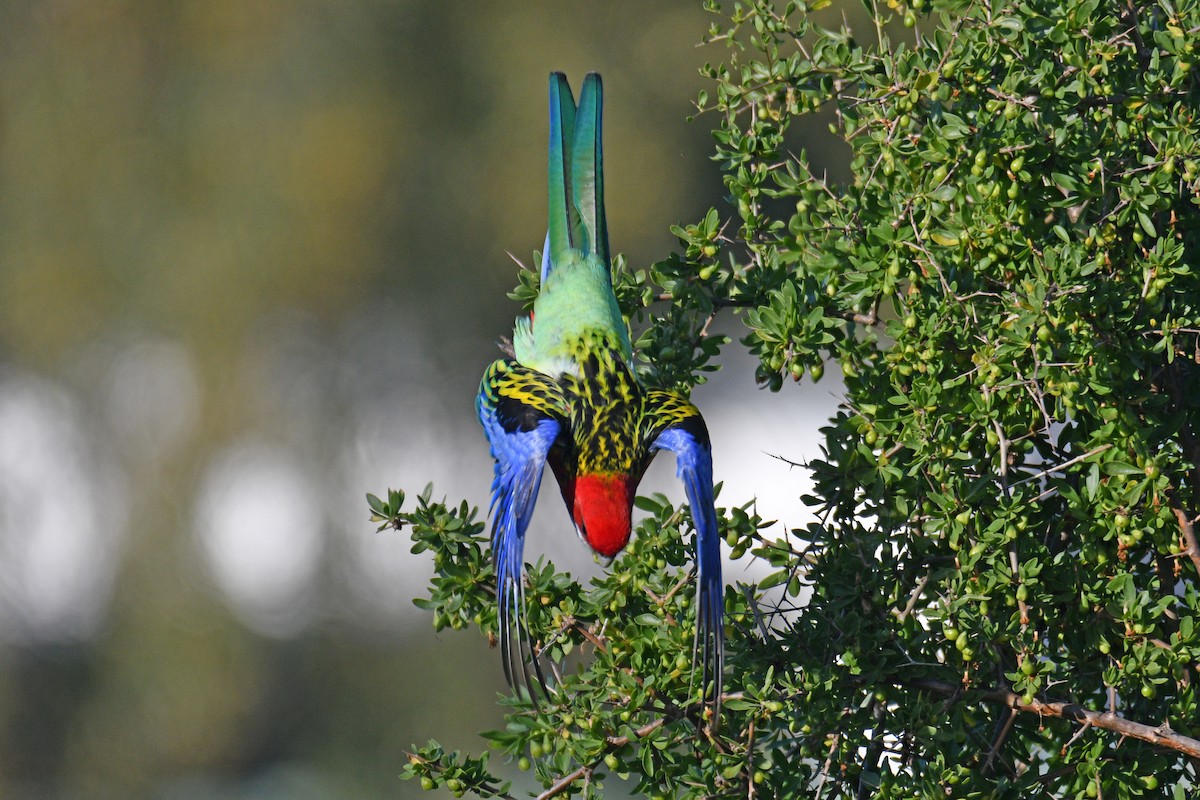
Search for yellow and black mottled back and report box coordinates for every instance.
[478,359,569,436]
[641,389,710,452]
[559,334,643,479]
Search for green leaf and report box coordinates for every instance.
[1085,463,1099,500]
[1137,209,1156,238]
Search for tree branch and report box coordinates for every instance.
[1170,499,1200,578]
[893,573,930,623]
[1010,443,1113,488]
[605,716,668,748]
[536,765,591,800]
[902,677,1200,759]
[981,706,1017,776]
[539,696,748,799]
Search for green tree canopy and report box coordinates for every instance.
[381,0,1200,797]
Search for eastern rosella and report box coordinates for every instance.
[476,72,723,714]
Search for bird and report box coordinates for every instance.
[475,72,723,717]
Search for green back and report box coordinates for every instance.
[515,72,630,376]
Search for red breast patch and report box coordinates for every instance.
[572,473,633,558]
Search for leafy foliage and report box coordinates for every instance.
[381,0,1200,796]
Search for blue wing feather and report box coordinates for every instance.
[476,360,566,699]
[650,422,724,721]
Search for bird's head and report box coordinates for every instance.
[571,472,635,559]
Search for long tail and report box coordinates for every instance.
[543,72,609,281]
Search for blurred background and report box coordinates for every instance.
[0,2,849,797]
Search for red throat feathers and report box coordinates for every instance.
[571,473,634,558]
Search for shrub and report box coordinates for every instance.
[382,0,1200,796]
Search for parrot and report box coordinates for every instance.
[475,72,723,716]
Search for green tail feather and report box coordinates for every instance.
[519,72,629,375]
[572,73,608,263]
[545,71,608,273]
[547,72,580,265]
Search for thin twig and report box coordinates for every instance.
[1010,444,1114,488]
[981,706,1018,776]
[744,585,772,639]
[746,720,757,800]
[903,677,1200,758]
[993,420,1011,499]
[813,730,841,800]
[1061,719,1094,754]
[605,716,668,748]
[1170,500,1200,577]
[1009,547,1029,629]
[404,752,520,800]
[894,574,930,623]
[536,765,591,800]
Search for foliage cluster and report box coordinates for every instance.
[379,0,1200,796]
